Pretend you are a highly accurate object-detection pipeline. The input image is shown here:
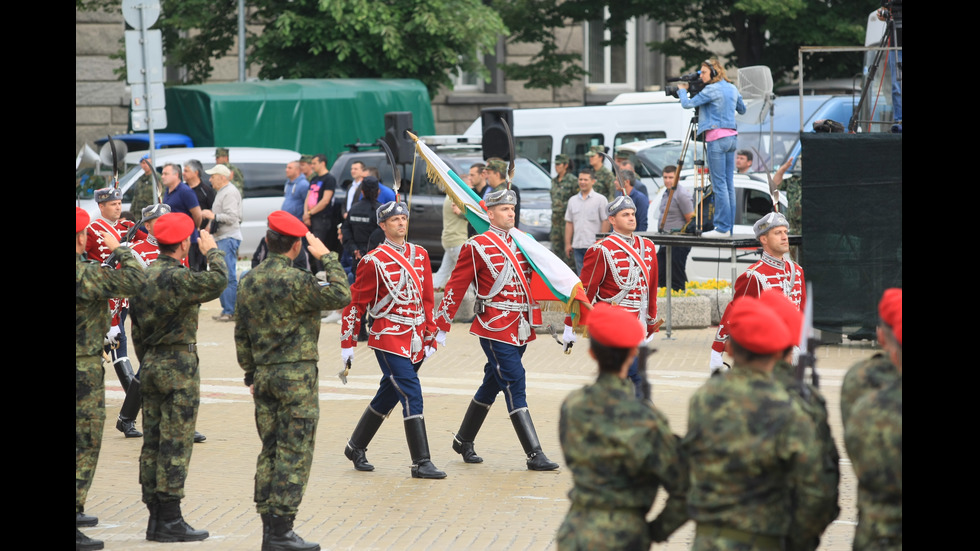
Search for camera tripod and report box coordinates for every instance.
[848,3,902,133]
[659,108,710,235]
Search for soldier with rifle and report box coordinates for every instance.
[556,303,687,550]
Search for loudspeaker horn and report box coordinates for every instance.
[99,139,129,173]
[76,144,101,172]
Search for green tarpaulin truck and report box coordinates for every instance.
[161,78,435,162]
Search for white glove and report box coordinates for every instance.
[562,325,577,345]
[424,345,437,359]
[644,331,656,345]
[435,330,447,347]
[341,347,354,363]
[709,349,725,373]
[104,325,121,347]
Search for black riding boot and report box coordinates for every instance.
[262,513,320,551]
[113,357,142,438]
[452,399,491,463]
[510,408,559,471]
[147,500,209,542]
[404,416,447,479]
[344,406,385,471]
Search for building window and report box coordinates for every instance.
[451,54,483,92]
[585,10,636,90]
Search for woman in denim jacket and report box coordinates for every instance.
[678,59,746,237]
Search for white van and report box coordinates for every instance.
[462,92,691,176]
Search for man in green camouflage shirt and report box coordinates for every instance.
[130,213,227,543]
[550,154,578,265]
[760,290,839,551]
[557,303,687,550]
[586,145,614,200]
[840,289,901,427]
[845,288,902,550]
[130,155,159,219]
[216,147,245,196]
[76,207,146,550]
[235,211,351,551]
[683,296,826,551]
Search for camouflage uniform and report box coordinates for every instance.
[776,176,801,235]
[223,162,245,196]
[235,252,351,516]
[557,374,688,550]
[840,352,900,427]
[131,172,158,219]
[594,166,615,201]
[844,377,902,550]
[76,247,145,515]
[772,361,840,551]
[550,172,578,264]
[683,365,825,551]
[130,249,227,505]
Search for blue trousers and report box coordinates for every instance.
[216,237,240,316]
[706,135,737,233]
[369,350,424,418]
[474,338,528,413]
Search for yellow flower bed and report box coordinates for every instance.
[686,279,731,290]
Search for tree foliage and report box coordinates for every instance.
[497,0,880,87]
[77,0,506,96]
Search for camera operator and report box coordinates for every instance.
[878,0,902,129]
[677,58,746,238]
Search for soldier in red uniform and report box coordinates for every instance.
[567,195,658,397]
[435,188,560,471]
[340,201,446,479]
[86,187,146,438]
[710,212,805,373]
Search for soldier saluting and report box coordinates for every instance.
[235,211,351,550]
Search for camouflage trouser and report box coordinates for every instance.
[550,213,574,268]
[556,505,649,551]
[76,355,105,513]
[692,524,784,551]
[139,348,200,504]
[253,362,319,516]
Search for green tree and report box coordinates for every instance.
[77,0,506,96]
[495,0,879,87]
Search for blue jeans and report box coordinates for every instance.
[573,248,588,276]
[474,338,528,413]
[706,135,737,233]
[216,237,240,315]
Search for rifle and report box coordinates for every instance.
[795,282,819,399]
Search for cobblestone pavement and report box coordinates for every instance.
[85,298,878,550]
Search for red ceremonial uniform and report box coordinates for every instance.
[712,251,806,353]
[86,217,140,326]
[435,225,538,346]
[574,232,658,334]
[341,239,436,363]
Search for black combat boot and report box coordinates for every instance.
[510,408,559,471]
[404,416,447,479]
[76,511,98,527]
[113,358,143,437]
[147,500,209,542]
[344,407,386,471]
[76,527,104,551]
[452,399,491,463]
[145,503,158,540]
[194,431,207,443]
[263,514,320,551]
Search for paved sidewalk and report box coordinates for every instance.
[86,299,878,550]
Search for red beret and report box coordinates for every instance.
[878,288,902,344]
[758,290,802,343]
[76,207,90,233]
[154,213,195,245]
[268,210,308,237]
[587,302,644,348]
[727,296,792,355]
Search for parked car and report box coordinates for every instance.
[76,146,301,255]
[328,138,553,269]
[646,172,788,283]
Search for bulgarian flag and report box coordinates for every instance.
[409,133,591,325]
